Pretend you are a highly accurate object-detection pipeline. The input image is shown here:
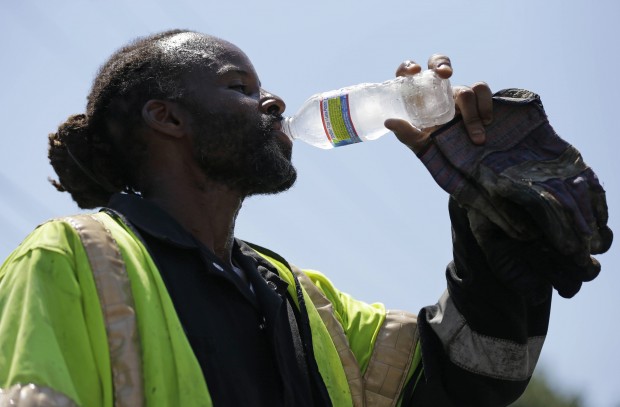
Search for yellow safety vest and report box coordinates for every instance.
[0,212,420,406]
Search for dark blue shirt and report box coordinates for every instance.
[107,193,328,406]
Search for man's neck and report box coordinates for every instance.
[143,178,243,269]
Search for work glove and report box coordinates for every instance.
[467,209,600,304]
[418,89,612,299]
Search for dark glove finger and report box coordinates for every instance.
[562,174,596,237]
[520,242,587,300]
[592,224,613,255]
[589,175,614,254]
[580,257,602,282]
[539,249,601,298]
[552,278,583,299]
[532,179,591,262]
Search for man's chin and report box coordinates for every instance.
[241,135,296,196]
[244,169,297,197]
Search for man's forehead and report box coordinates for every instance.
[157,32,243,61]
[157,32,254,73]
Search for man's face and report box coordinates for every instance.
[179,39,296,196]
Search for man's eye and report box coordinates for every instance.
[230,84,247,93]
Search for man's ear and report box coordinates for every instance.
[141,99,188,138]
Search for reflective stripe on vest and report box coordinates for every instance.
[255,254,420,407]
[65,214,145,407]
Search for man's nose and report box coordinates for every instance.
[259,90,286,115]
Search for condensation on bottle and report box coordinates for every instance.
[282,70,455,149]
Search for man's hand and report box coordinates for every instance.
[384,55,493,153]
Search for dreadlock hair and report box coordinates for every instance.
[49,29,224,208]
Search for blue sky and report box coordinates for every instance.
[1,1,618,405]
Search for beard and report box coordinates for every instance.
[189,109,297,197]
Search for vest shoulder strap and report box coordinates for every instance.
[291,266,419,407]
[63,214,144,407]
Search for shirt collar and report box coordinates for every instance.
[107,192,198,249]
[106,193,290,294]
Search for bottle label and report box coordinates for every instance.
[320,94,362,147]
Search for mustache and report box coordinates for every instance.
[259,113,284,132]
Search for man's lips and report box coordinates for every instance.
[273,128,293,147]
[271,119,292,147]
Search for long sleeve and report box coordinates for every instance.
[403,198,551,407]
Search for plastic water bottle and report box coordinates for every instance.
[282,70,455,149]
